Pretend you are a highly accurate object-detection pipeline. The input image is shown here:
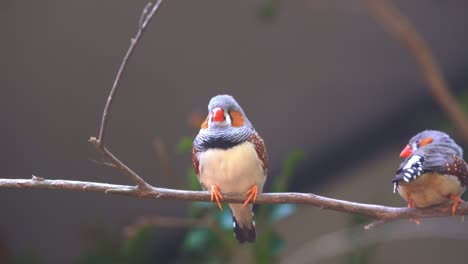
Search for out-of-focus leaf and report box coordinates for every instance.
[253,228,285,264]
[76,253,120,264]
[346,250,373,264]
[460,91,468,113]
[75,227,120,264]
[187,168,200,190]
[176,137,193,154]
[349,214,371,227]
[182,228,211,252]
[344,214,375,264]
[181,225,233,263]
[271,150,306,192]
[462,191,468,201]
[257,0,282,22]
[217,210,233,230]
[123,227,152,264]
[15,249,45,264]
[270,204,297,223]
[188,200,214,219]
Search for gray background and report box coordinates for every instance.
[2,0,468,262]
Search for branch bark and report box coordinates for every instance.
[363,0,468,143]
[2,177,467,225]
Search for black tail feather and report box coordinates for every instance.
[232,216,256,243]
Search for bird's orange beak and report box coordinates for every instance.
[211,107,225,122]
[399,144,413,158]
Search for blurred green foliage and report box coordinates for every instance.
[176,136,194,154]
[344,215,375,264]
[14,249,45,264]
[257,0,282,22]
[76,226,153,264]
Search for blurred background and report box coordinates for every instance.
[2,0,468,263]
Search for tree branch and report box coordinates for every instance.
[90,1,163,190]
[89,138,152,190]
[2,177,467,225]
[363,0,468,143]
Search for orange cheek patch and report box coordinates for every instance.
[419,137,433,147]
[201,116,209,129]
[230,111,245,127]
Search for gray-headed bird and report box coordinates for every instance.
[192,95,268,243]
[393,130,467,215]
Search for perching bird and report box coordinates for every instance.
[393,130,467,215]
[192,95,268,243]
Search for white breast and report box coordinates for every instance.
[198,141,266,193]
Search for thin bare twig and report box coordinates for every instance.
[90,1,163,190]
[363,0,468,143]
[96,0,163,145]
[1,177,467,224]
[89,137,152,190]
[89,159,116,168]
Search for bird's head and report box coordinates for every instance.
[201,95,252,130]
[399,130,462,158]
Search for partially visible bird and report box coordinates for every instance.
[192,95,268,243]
[393,130,467,215]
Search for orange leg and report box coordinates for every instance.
[242,185,258,208]
[210,184,224,210]
[407,196,421,225]
[448,194,464,216]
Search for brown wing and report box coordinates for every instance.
[192,146,200,177]
[445,155,468,187]
[413,145,468,187]
[248,132,268,175]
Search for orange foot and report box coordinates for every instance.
[407,197,421,225]
[242,185,258,208]
[448,194,464,216]
[210,184,224,210]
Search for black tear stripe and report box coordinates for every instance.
[392,155,425,190]
[403,156,424,182]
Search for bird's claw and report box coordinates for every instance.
[242,185,258,208]
[407,198,421,224]
[210,184,224,210]
[448,193,464,216]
